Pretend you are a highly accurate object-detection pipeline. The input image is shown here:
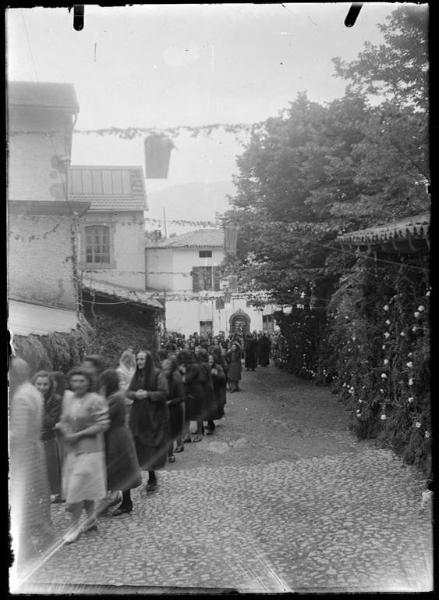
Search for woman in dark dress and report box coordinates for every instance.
[226,342,242,392]
[126,350,169,495]
[195,349,216,435]
[177,350,205,442]
[244,334,258,371]
[258,333,271,367]
[32,371,63,503]
[208,351,227,431]
[162,356,186,461]
[98,369,142,516]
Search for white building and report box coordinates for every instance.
[145,229,277,336]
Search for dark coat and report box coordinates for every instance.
[244,337,258,370]
[198,362,216,422]
[210,363,226,420]
[104,392,142,491]
[258,336,271,366]
[226,349,242,381]
[183,363,206,421]
[127,366,169,471]
[166,370,185,441]
[41,392,62,441]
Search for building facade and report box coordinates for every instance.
[145,229,277,337]
[8,81,89,335]
[69,165,147,291]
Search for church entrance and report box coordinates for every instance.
[229,310,251,336]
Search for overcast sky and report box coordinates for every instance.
[7,3,398,225]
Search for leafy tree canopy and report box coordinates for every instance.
[333,5,428,112]
[222,7,429,305]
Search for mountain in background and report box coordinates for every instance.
[145,180,236,232]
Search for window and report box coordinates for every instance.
[199,250,212,258]
[192,266,220,292]
[85,225,111,264]
[200,321,213,336]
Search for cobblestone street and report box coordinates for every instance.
[21,365,432,593]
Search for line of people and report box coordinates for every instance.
[9,339,245,568]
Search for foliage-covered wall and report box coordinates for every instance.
[327,255,430,474]
[85,312,157,368]
[273,307,328,380]
[12,317,94,374]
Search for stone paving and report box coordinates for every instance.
[14,366,433,593]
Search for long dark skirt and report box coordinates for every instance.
[184,392,204,422]
[245,349,258,370]
[168,401,185,442]
[43,437,62,496]
[134,439,168,471]
[105,427,142,491]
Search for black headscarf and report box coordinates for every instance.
[128,351,157,392]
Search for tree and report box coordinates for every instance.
[333,5,428,112]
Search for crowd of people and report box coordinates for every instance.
[9,329,274,571]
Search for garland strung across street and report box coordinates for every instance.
[72,121,265,140]
[144,217,219,228]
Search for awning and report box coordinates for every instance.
[81,277,164,310]
[8,299,79,336]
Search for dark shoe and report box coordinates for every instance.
[112,505,132,516]
[183,436,192,443]
[168,455,176,463]
[175,445,184,453]
[83,521,98,533]
[146,480,157,493]
[191,434,202,443]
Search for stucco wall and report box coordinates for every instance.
[145,246,225,292]
[79,211,145,290]
[145,248,175,290]
[8,109,71,202]
[8,213,76,310]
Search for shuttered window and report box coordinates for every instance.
[192,266,220,292]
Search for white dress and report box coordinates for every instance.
[60,392,109,503]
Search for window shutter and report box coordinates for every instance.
[213,267,220,291]
[192,267,201,292]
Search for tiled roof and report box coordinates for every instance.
[82,277,163,310]
[337,213,430,245]
[8,299,79,337]
[69,165,146,211]
[149,229,224,248]
[8,81,79,112]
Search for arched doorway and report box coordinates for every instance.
[229,309,250,336]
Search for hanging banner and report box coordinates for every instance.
[224,225,239,255]
[144,135,174,178]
